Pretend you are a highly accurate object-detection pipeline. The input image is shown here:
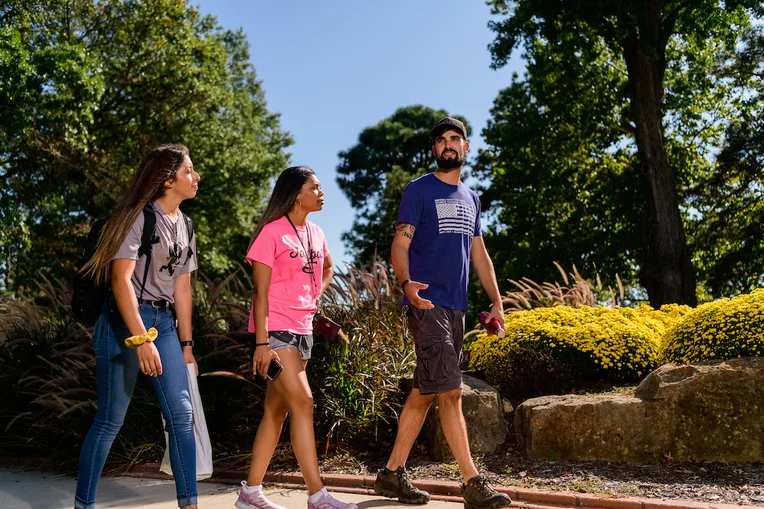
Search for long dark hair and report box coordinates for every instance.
[81,144,189,284]
[248,166,315,249]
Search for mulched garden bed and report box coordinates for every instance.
[225,437,764,507]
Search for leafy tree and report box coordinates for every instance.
[336,106,470,263]
[687,27,764,297]
[484,0,764,306]
[474,31,643,294]
[0,0,291,291]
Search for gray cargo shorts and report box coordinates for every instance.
[406,304,465,395]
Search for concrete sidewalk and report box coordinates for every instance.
[0,468,464,509]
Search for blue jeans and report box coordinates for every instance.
[74,296,197,509]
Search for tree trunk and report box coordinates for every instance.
[622,34,697,307]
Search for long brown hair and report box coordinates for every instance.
[248,166,315,250]
[81,144,189,284]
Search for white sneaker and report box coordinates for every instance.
[307,491,358,509]
[235,481,287,509]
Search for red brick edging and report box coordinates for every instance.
[125,463,751,509]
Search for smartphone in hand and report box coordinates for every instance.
[265,358,283,381]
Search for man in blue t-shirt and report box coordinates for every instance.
[374,117,511,509]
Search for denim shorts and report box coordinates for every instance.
[407,304,465,395]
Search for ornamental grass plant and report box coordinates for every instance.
[0,272,265,467]
[0,278,183,466]
[310,261,415,453]
[0,263,414,464]
[659,288,764,365]
[502,263,624,312]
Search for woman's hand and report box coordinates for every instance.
[253,343,280,379]
[137,342,163,376]
[183,346,198,376]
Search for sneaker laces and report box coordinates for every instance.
[397,469,418,492]
[470,475,495,498]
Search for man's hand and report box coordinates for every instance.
[405,281,435,310]
[488,302,505,329]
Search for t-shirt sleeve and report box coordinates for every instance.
[396,182,423,228]
[246,226,277,268]
[474,193,483,237]
[112,213,144,261]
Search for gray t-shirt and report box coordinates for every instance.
[113,201,198,303]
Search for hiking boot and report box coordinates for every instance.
[235,481,287,509]
[307,491,358,509]
[462,474,511,509]
[374,466,430,504]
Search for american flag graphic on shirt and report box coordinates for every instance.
[435,199,476,235]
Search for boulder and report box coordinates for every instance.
[515,357,764,463]
[421,375,506,461]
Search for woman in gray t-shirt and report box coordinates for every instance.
[74,144,201,509]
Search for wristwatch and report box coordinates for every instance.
[401,279,411,291]
[180,340,194,348]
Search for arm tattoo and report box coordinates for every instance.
[396,223,415,240]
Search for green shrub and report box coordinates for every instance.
[484,343,576,401]
[469,304,690,385]
[659,288,764,365]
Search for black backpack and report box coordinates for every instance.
[72,204,194,326]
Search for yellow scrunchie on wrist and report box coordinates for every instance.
[124,327,158,348]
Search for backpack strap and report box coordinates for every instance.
[137,204,158,300]
[182,212,194,260]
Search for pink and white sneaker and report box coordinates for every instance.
[235,481,287,509]
[307,491,358,509]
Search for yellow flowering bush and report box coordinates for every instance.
[470,304,691,382]
[659,288,764,364]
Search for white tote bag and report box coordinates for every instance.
[160,363,213,480]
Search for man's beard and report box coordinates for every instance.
[436,150,466,170]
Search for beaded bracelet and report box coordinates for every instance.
[124,327,158,348]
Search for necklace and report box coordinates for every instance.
[285,215,319,297]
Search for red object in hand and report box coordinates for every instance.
[478,311,505,338]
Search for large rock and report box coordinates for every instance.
[421,375,507,461]
[515,357,764,463]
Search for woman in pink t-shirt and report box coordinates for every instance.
[235,166,356,509]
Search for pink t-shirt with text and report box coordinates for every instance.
[247,216,329,334]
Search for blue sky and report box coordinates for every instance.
[192,1,525,268]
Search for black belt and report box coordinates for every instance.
[138,298,174,310]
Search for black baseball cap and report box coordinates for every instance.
[430,117,467,139]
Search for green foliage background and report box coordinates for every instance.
[334,3,764,305]
[335,105,470,264]
[479,0,764,302]
[0,0,292,291]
